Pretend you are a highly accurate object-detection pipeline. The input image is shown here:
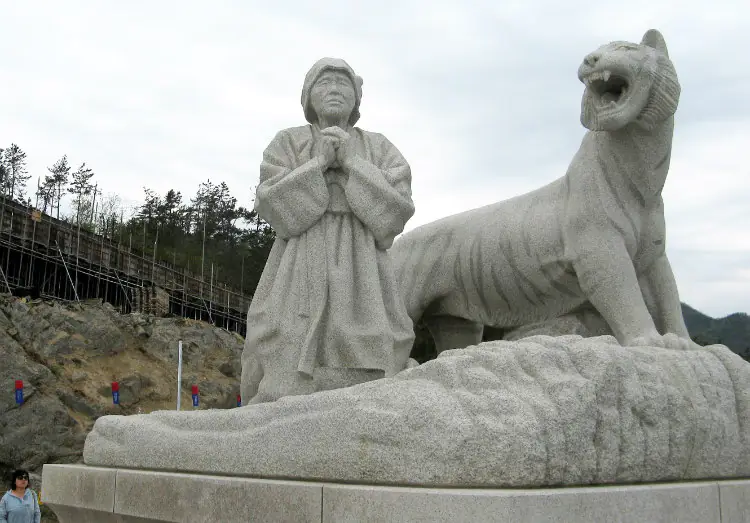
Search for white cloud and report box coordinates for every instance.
[0,1,747,318]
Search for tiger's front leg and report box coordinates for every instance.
[573,238,677,348]
[637,254,697,349]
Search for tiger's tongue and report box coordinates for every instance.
[601,92,619,104]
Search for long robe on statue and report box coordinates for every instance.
[242,123,416,400]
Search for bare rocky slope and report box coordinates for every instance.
[0,293,244,506]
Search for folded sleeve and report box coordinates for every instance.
[254,130,330,239]
[344,136,415,249]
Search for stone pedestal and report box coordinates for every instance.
[42,464,750,522]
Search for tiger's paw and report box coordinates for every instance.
[626,332,699,351]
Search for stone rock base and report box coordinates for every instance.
[42,464,750,522]
[83,336,750,487]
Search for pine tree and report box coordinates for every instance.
[44,155,71,218]
[0,148,6,196]
[1,144,31,201]
[67,163,95,225]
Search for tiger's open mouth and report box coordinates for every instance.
[583,70,630,109]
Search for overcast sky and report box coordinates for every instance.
[1,1,748,317]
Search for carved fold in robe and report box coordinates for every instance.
[246,124,415,377]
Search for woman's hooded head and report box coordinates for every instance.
[301,57,363,125]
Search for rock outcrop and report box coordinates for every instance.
[0,294,244,482]
[0,314,82,477]
[84,335,750,488]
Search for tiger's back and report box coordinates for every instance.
[392,176,588,328]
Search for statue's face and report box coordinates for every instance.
[310,70,356,124]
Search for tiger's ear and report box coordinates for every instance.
[641,29,669,57]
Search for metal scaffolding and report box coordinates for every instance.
[0,195,251,336]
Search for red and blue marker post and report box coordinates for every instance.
[191,385,199,407]
[14,380,23,405]
[111,382,120,405]
[236,394,241,407]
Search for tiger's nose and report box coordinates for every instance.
[583,52,601,67]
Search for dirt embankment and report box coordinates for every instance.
[0,293,244,489]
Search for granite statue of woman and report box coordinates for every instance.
[241,58,416,403]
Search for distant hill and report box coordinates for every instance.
[683,303,750,360]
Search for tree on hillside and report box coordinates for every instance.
[237,207,276,293]
[38,156,69,214]
[124,180,276,296]
[191,180,247,245]
[97,192,124,235]
[68,162,95,226]
[0,148,6,197]
[138,188,161,221]
[157,189,184,249]
[1,144,31,201]
[44,155,71,219]
[215,182,242,246]
[36,177,54,213]
[190,180,219,239]
[132,187,161,254]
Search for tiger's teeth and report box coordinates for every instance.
[603,70,611,82]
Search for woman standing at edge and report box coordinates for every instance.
[0,470,41,523]
[241,57,416,403]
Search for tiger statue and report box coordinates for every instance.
[391,29,695,360]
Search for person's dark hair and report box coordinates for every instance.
[10,469,30,490]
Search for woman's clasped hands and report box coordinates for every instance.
[315,126,356,171]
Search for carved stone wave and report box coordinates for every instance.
[83,335,750,488]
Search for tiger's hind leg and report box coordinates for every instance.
[424,314,484,355]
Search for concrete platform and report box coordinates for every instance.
[42,464,750,522]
